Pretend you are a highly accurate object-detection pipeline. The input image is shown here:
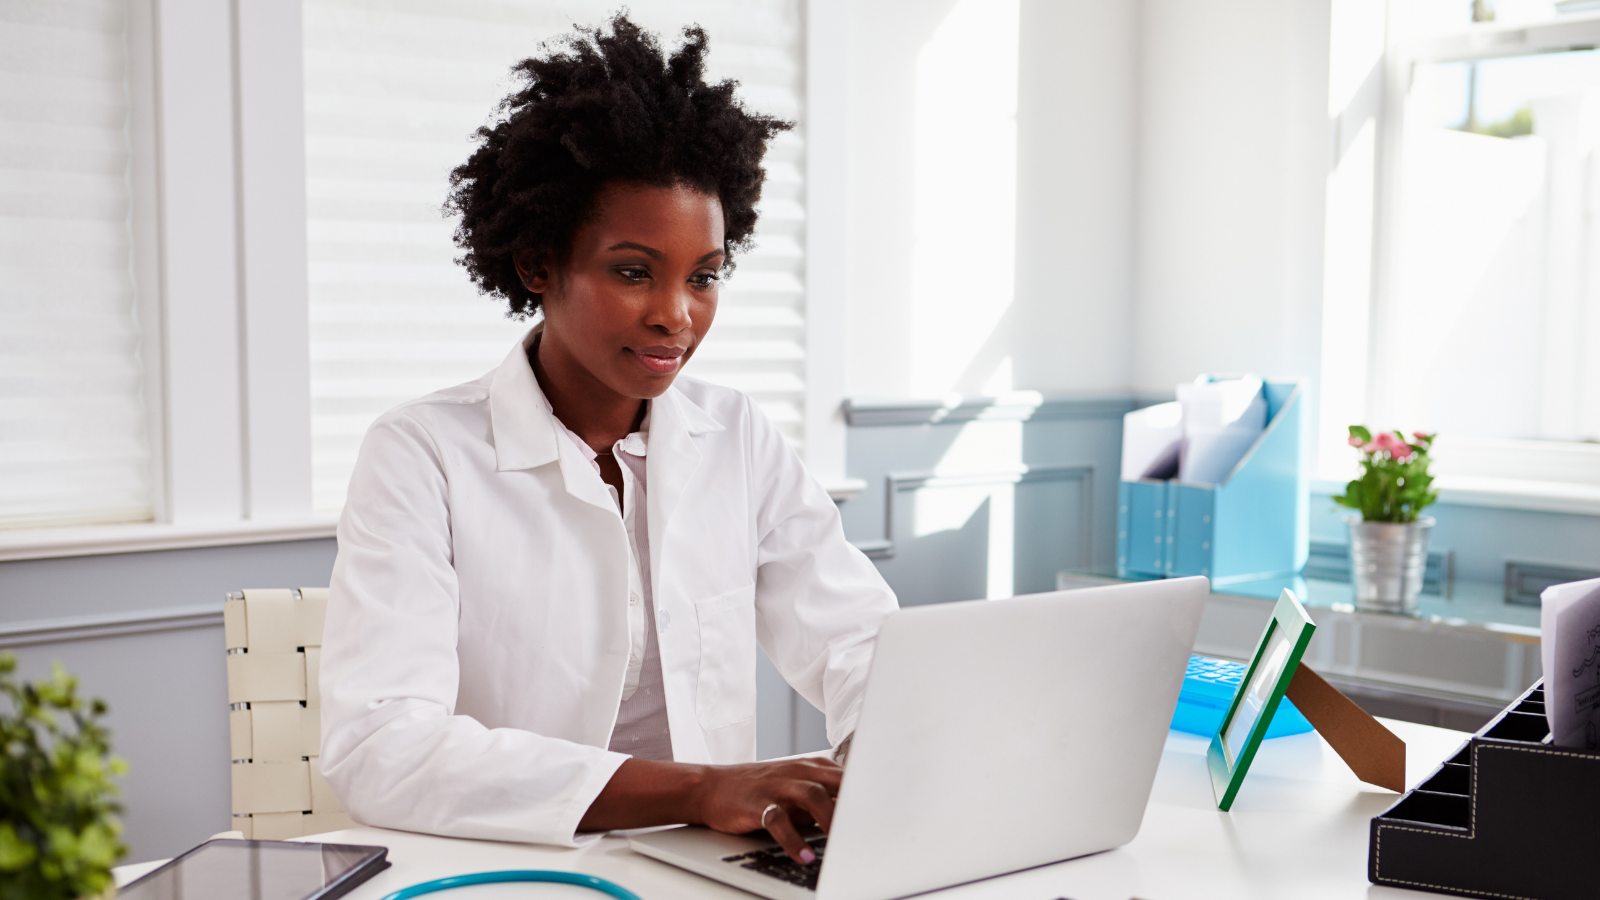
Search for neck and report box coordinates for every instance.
[530,331,646,453]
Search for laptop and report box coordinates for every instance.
[629,576,1210,900]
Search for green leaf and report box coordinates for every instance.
[0,822,38,872]
[0,654,127,896]
[1349,425,1372,442]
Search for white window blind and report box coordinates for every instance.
[0,1,152,529]
[303,0,805,512]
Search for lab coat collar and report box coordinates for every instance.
[488,328,563,473]
[487,327,724,478]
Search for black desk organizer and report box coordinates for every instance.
[1369,680,1600,899]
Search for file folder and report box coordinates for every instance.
[1116,379,1308,583]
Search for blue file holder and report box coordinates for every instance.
[1117,379,1308,584]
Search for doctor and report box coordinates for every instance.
[318,16,898,867]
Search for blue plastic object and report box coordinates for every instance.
[1172,654,1313,738]
[378,870,643,900]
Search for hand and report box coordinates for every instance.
[693,758,842,865]
[579,756,843,866]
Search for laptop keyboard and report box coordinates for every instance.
[722,836,827,890]
[1185,654,1246,688]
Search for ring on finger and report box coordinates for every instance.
[761,802,783,829]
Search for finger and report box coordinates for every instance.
[763,804,816,866]
[785,779,836,834]
[788,760,843,793]
[786,805,818,827]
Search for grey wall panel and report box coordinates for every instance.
[755,649,794,760]
[1021,415,1124,573]
[5,626,230,863]
[0,539,338,622]
[840,402,1127,607]
[1310,492,1600,585]
[1014,473,1092,594]
[878,490,993,606]
[0,539,338,862]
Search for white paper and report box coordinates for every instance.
[1541,577,1600,748]
[1120,401,1183,481]
[1175,375,1267,486]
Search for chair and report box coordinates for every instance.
[223,588,355,839]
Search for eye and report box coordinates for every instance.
[690,270,721,288]
[615,266,650,282]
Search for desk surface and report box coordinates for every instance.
[116,718,1467,900]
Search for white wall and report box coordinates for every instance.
[1133,0,1331,396]
[840,0,1333,403]
[842,0,958,399]
[1012,0,1139,395]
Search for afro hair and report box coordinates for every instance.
[445,14,792,318]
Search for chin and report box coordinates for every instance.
[612,372,679,401]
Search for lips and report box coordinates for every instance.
[630,345,687,375]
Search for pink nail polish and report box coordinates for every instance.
[800,849,816,864]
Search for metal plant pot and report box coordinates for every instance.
[1347,515,1434,614]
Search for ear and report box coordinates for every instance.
[513,251,549,294]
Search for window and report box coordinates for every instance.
[302,0,806,512]
[1387,37,1600,444]
[1321,0,1600,488]
[0,1,152,529]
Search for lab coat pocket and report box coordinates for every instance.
[694,583,757,731]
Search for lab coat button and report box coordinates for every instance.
[630,592,640,605]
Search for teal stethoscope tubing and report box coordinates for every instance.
[377,869,643,900]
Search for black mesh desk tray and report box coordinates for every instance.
[1369,680,1600,900]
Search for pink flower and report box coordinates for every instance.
[1374,432,1400,453]
[1361,441,1378,454]
[1412,431,1431,440]
[1348,435,1365,447]
[1392,444,1415,460]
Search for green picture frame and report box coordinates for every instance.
[1207,588,1317,811]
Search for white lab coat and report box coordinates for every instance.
[319,330,898,847]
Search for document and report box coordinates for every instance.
[1176,375,1266,486]
[1120,401,1183,481]
[1541,577,1600,749]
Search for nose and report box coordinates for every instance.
[644,281,694,334]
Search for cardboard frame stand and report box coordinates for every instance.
[1209,589,1406,810]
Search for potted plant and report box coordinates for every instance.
[1332,426,1439,614]
[0,654,127,900]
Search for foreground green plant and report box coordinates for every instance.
[1332,426,1439,523]
[0,654,127,900]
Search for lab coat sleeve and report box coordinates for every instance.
[319,408,628,847]
[745,396,900,747]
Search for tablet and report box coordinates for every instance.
[118,839,389,900]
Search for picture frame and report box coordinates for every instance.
[1207,588,1317,811]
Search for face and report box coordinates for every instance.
[518,181,725,400]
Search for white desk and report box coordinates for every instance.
[116,719,1465,900]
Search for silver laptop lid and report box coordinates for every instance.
[816,577,1209,900]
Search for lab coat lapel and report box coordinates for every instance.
[647,387,725,559]
[486,329,616,513]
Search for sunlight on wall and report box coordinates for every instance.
[909,0,1020,398]
[1318,0,1386,479]
[1327,0,1385,119]
[911,416,1024,598]
[1318,118,1375,480]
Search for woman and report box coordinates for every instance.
[318,17,898,867]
